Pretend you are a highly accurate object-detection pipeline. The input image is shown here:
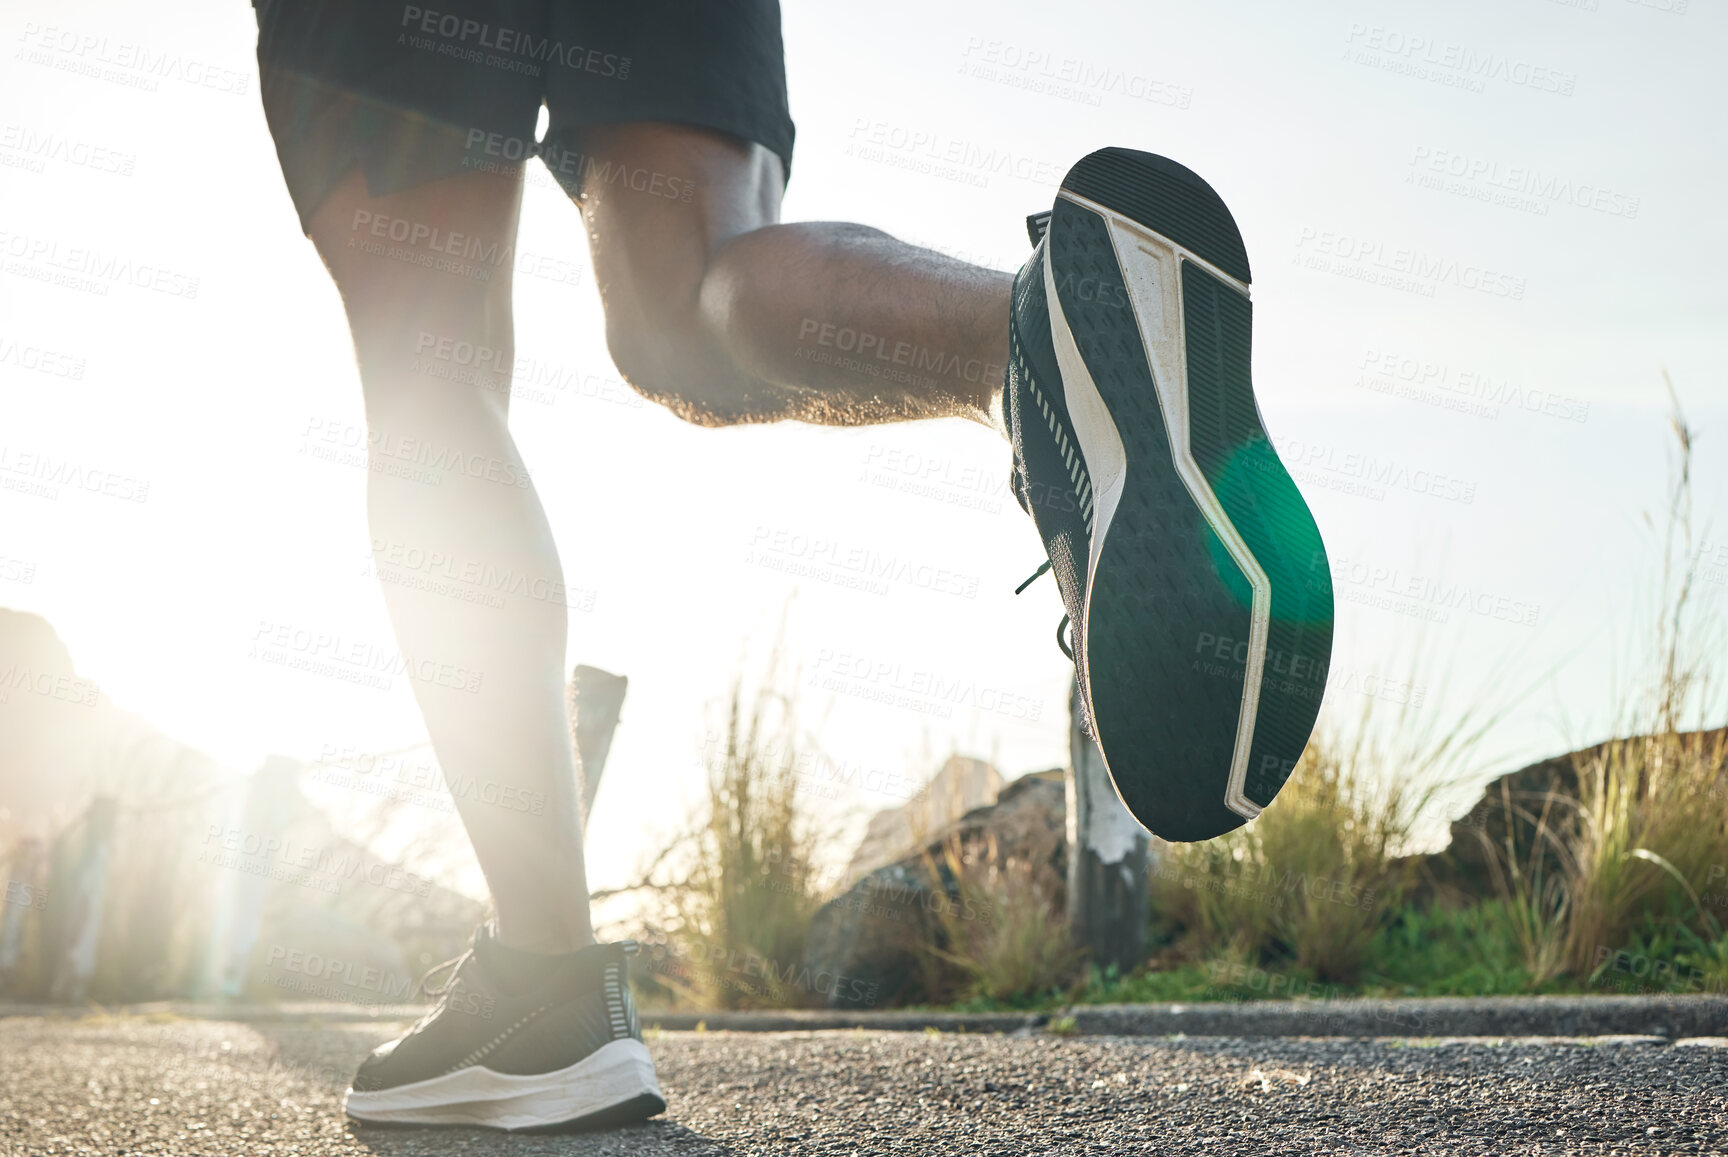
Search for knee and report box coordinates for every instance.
[604,315,759,428]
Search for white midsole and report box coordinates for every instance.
[1042,231,1127,584]
[343,1037,663,1132]
[1048,191,1269,823]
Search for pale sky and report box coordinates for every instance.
[2,0,1724,903]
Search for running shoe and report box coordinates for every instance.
[343,927,665,1131]
[1007,147,1334,842]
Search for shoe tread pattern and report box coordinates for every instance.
[1050,196,1250,842]
[1179,262,1333,806]
[1055,147,1333,836]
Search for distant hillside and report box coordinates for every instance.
[0,607,230,841]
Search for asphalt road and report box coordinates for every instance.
[2,1014,1724,1156]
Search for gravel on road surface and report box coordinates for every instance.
[1,1013,1723,1156]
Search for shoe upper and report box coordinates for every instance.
[1006,231,1096,689]
[350,928,643,1092]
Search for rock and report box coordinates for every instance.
[0,610,104,836]
[805,771,1066,1008]
[841,756,1002,888]
[1415,727,1728,905]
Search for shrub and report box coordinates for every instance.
[1472,387,1728,982]
[923,831,1083,1006]
[670,667,828,1009]
[1152,683,1482,984]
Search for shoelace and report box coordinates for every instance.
[1013,559,1052,595]
[418,949,473,999]
[1014,560,1074,661]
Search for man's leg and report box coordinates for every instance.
[303,162,591,954]
[568,124,1335,844]
[254,0,666,1126]
[570,123,1013,431]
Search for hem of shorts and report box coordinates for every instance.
[279,113,795,234]
[544,107,795,189]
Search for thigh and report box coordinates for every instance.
[305,163,524,301]
[305,163,526,423]
[255,0,546,234]
[567,122,782,333]
[535,0,795,325]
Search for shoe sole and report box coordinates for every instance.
[1045,148,1334,842]
[343,1038,666,1132]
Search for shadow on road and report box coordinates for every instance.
[344,1119,740,1156]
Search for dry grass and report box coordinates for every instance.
[1476,382,1727,984]
[1563,729,1728,976]
[670,664,829,1010]
[1470,778,1573,984]
[922,831,1083,1004]
[1154,679,1492,984]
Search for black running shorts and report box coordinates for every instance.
[254,0,795,231]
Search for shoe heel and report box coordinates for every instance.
[1043,148,1333,840]
[1060,147,1252,286]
